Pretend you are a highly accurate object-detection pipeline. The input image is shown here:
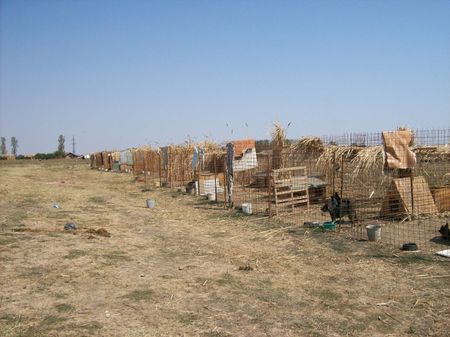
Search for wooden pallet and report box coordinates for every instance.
[271,166,309,215]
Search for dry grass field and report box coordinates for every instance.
[1,160,449,337]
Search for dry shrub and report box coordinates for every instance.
[168,141,195,184]
[271,122,288,169]
[271,121,286,148]
[198,140,224,155]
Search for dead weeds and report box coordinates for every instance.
[1,160,449,337]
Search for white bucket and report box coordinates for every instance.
[146,199,156,208]
[366,224,381,241]
[242,203,253,215]
[207,193,216,201]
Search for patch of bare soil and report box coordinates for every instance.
[0,160,449,337]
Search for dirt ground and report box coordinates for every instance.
[1,160,449,337]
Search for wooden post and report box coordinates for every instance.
[158,152,162,187]
[332,152,336,195]
[181,153,185,188]
[339,156,345,229]
[144,151,148,187]
[410,169,415,219]
[223,154,227,209]
[214,154,218,202]
[267,154,272,217]
[226,143,234,209]
[340,155,344,198]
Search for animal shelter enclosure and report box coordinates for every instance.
[89,127,450,253]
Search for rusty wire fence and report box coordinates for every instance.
[90,128,449,253]
[225,129,449,253]
[205,129,449,253]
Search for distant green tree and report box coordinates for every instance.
[56,134,65,157]
[1,137,6,155]
[10,137,18,156]
[35,152,58,160]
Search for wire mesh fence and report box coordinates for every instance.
[90,128,450,253]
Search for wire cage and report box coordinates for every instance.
[93,128,450,253]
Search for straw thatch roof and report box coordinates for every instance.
[317,145,357,167]
[290,136,325,157]
[350,145,384,176]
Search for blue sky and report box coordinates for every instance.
[1,0,449,154]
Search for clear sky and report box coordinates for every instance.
[1,0,449,154]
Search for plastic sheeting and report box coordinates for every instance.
[120,149,134,165]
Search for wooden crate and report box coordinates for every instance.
[271,166,309,215]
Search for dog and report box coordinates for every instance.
[439,223,450,240]
[321,192,356,223]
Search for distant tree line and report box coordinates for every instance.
[0,134,66,159]
[34,135,66,159]
[0,136,18,156]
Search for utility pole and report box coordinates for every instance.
[71,136,76,154]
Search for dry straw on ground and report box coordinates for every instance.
[1,160,449,337]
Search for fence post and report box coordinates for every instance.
[267,153,272,217]
[214,154,218,202]
[158,152,162,187]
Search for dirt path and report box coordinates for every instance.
[1,160,449,337]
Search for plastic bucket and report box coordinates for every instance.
[366,224,381,241]
[242,203,252,215]
[146,199,156,208]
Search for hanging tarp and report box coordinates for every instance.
[382,130,416,169]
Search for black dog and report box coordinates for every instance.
[321,192,356,222]
[439,223,450,240]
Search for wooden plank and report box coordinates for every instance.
[272,166,306,173]
[274,179,308,187]
[380,176,438,217]
[275,197,309,205]
[272,165,309,215]
[275,188,310,196]
[274,199,309,207]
